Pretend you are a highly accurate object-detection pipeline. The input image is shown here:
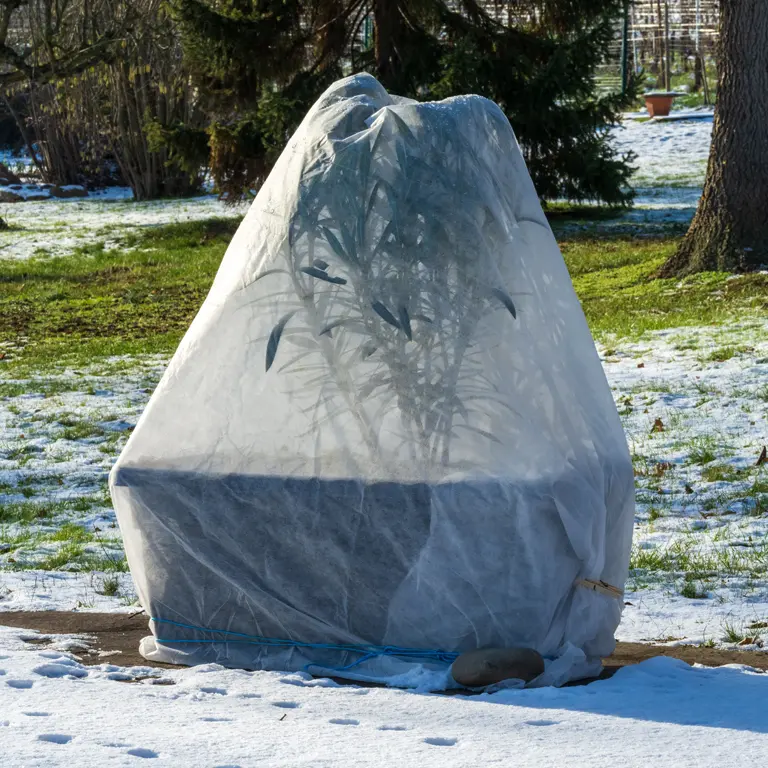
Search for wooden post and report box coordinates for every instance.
[656,0,664,82]
[664,1,671,91]
[621,1,630,94]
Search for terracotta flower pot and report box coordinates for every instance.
[644,92,678,118]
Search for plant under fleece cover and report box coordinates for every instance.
[110,74,635,689]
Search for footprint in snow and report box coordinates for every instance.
[23,712,51,717]
[271,701,300,709]
[6,679,33,689]
[33,663,88,679]
[0,669,5,675]
[199,686,227,695]
[424,737,457,747]
[378,725,407,732]
[38,734,73,745]
[524,720,558,727]
[127,748,159,759]
[200,717,233,722]
[329,718,359,726]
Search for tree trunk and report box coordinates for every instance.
[660,0,768,276]
[374,0,401,87]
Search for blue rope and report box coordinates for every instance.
[151,617,459,672]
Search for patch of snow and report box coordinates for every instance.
[0,572,137,612]
[0,624,766,767]
[0,194,246,260]
[3,322,768,650]
[611,116,712,189]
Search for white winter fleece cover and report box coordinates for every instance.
[109,74,635,687]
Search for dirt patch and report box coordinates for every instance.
[2,611,767,678]
[0,610,175,669]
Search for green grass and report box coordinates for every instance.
[722,622,745,644]
[630,536,768,582]
[561,238,768,339]
[0,218,239,373]
[686,436,721,466]
[0,219,766,374]
[34,542,86,570]
[0,500,64,525]
[680,579,708,600]
[58,418,105,441]
[4,541,128,572]
[98,574,121,596]
[0,378,85,398]
[0,498,100,525]
[48,523,93,544]
[701,346,748,364]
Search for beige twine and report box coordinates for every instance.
[575,579,624,600]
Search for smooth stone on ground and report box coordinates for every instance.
[451,647,545,688]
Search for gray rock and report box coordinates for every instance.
[0,190,22,203]
[450,647,545,688]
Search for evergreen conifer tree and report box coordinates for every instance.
[170,0,637,204]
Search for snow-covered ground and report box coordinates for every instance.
[0,192,246,260]
[599,112,713,232]
[612,113,712,189]
[2,321,767,651]
[1,624,767,768]
[0,114,713,261]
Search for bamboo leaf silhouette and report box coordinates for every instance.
[371,301,401,329]
[300,266,347,285]
[321,225,358,266]
[318,318,364,336]
[252,268,290,283]
[398,306,412,340]
[266,311,297,372]
[491,288,517,319]
[453,423,503,444]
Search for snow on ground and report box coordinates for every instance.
[611,113,712,189]
[577,112,715,234]
[0,572,137,612]
[1,624,767,768]
[0,113,713,261]
[2,320,768,651]
[0,357,163,607]
[603,319,768,647]
[0,192,246,260]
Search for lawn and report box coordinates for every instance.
[2,217,767,375]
